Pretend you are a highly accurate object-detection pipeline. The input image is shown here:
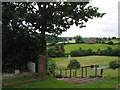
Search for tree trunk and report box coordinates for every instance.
[40,28,46,56]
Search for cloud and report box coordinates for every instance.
[60,0,119,38]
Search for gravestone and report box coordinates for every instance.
[27,62,35,72]
[15,70,20,75]
[38,55,47,79]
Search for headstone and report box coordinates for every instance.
[38,55,47,79]
[27,62,36,72]
[15,70,20,75]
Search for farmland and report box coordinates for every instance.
[64,43,118,54]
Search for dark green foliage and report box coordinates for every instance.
[70,48,93,57]
[108,41,114,44]
[108,37,111,41]
[68,37,72,40]
[112,36,116,39]
[67,59,80,69]
[96,38,102,43]
[102,41,105,44]
[47,44,65,57]
[47,58,56,75]
[109,61,120,69]
[2,3,41,73]
[70,47,120,57]
[75,35,82,43]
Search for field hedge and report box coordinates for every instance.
[70,47,120,57]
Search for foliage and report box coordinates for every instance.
[67,59,80,69]
[102,41,105,44]
[109,61,120,69]
[108,41,114,44]
[70,47,120,57]
[75,35,82,43]
[47,58,56,75]
[2,3,41,72]
[108,37,111,41]
[96,38,102,43]
[47,44,65,57]
[68,37,72,41]
[112,36,117,39]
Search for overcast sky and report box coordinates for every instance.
[59,0,120,38]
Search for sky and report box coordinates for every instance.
[59,0,120,38]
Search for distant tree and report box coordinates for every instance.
[102,41,105,44]
[75,35,82,43]
[108,41,113,44]
[112,36,116,39]
[47,44,65,57]
[67,59,80,69]
[108,37,111,41]
[103,37,107,40]
[68,37,72,41]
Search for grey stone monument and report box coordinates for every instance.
[27,62,35,72]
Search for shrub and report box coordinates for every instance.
[109,61,119,69]
[47,44,65,57]
[102,41,105,44]
[47,58,56,75]
[108,41,114,44]
[67,59,80,69]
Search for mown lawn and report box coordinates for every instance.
[64,43,118,54]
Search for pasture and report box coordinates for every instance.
[64,43,118,54]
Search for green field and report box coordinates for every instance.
[57,56,118,68]
[64,43,118,54]
[4,56,119,88]
[105,40,119,43]
[52,57,68,62]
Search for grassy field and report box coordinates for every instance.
[4,56,119,88]
[64,43,118,54]
[57,56,118,68]
[52,57,68,62]
[105,40,119,43]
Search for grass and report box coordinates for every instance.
[3,56,119,88]
[64,43,118,54]
[57,56,119,68]
[52,57,68,62]
[105,40,119,43]
[4,75,118,88]
[4,75,34,84]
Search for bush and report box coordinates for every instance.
[47,44,65,57]
[109,61,119,69]
[67,59,80,69]
[47,58,56,75]
[102,41,105,44]
[108,41,114,44]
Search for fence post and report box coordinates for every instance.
[85,68,87,78]
[65,70,67,77]
[60,70,62,76]
[95,65,97,77]
[81,67,84,78]
[70,69,72,78]
[75,69,77,77]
